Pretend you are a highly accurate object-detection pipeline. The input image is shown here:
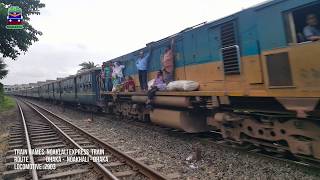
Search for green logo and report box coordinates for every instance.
[6,6,24,30]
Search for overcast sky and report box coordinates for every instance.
[2,0,266,85]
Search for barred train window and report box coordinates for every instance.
[284,2,320,44]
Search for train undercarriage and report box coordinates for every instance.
[105,94,320,161]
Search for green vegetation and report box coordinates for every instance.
[0,83,3,103]
[0,2,44,107]
[78,61,98,73]
[0,96,15,112]
[0,58,8,79]
[0,1,45,60]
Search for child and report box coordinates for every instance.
[112,74,119,92]
[124,76,136,92]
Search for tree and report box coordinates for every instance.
[78,61,98,73]
[0,58,7,103]
[0,1,45,60]
[0,58,8,79]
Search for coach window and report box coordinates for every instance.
[284,2,320,44]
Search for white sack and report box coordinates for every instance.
[167,80,199,91]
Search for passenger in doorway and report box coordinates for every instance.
[104,62,113,91]
[136,45,152,91]
[146,70,166,110]
[101,62,106,89]
[303,14,320,41]
[124,76,136,92]
[161,39,175,84]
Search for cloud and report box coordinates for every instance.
[2,42,105,84]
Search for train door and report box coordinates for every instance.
[52,83,55,100]
[58,81,61,101]
[76,75,82,104]
[174,38,186,80]
[93,70,101,101]
[74,77,77,100]
[182,31,196,81]
[45,84,48,99]
[208,26,224,81]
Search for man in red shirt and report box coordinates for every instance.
[161,39,175,84]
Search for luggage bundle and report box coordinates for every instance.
[167,80,199,91]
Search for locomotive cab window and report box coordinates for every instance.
[285,2,320,44]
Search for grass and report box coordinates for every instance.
[0,96,15,112]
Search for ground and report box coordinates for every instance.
[0,96,17,179]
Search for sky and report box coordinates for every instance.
[2,0,266,85]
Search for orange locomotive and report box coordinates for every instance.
[102,0,320,160]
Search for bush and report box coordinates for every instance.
[0,96,15,112]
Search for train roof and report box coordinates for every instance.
[24,67,101,87]
[251,0,287,11]
[105,0,285,64]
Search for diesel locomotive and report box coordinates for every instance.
[13,0,320,161]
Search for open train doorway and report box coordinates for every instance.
[285,1,320,43]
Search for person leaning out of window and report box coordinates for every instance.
[303,14,320,41]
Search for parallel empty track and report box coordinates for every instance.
[3,99,169,180]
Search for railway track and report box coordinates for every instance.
[114,113,320,171]
[35,99,320,172]
[3,99,169,180]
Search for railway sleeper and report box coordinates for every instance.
[33,140,64,146]
[32,137,60,143]
[40,168,89,180]
[2,169,28,180]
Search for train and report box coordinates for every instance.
[12,0,320,161]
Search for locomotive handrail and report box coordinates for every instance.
[220,44,241,74]
[221,44,240,51]
[221,45,241,62]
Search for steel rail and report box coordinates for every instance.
[26,100,169,180]
[22,100,120,180]
[16,101,39,180]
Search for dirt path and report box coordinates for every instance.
[0,106,18,178]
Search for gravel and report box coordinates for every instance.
[34,99,320,180]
